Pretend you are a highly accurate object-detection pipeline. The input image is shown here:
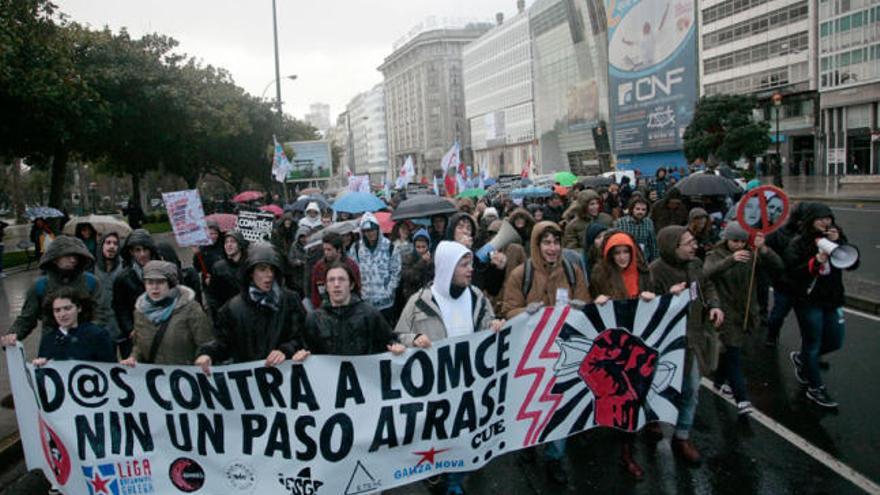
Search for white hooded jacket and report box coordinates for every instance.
[431,241,473,338]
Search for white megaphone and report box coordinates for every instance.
[475,220,522,263]
[816,237,859,269]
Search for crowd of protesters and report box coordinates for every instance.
[0,167,860,494]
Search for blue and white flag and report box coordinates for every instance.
[271,136,292,183]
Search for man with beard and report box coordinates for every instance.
[94,232,124,345]
[615,197,658,262]
[649,226,724,465]
[309,232,361,309]
[113,229,159,357]
[196,243,305,371]
[206,231,249,319]
[4,236,105,343]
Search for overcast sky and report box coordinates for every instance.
[57,0,526,122]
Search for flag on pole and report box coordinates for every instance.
[272,136,292,183]
[396,155,415,189]
[440,141,461,175]
[521,155,532,179]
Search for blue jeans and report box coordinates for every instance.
[794,305,845,388]
[714,347,747,402]
[543,438,567,461]
[675,354,701,439]
[767,290,794,341]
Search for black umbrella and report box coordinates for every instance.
[286,195,330,212]
[672,173,741,196]
[579,176,613,188]
[392,195,458,221]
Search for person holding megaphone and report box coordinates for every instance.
[784,203,860,409]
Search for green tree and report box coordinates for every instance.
[0,0,109,208]
[683,94,770,165]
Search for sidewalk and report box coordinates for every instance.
[774,175,880,204]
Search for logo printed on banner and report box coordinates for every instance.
[516,300,685,444]
[344,461,381,495]
[278,467,323,495]
[394,448,463,480]
[225,461,256,491]
[81,458,154,495]
[39,417,71,486]
[168,457,205,493]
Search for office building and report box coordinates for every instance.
[379,18,493,178]
[817,0,880,174]
[305,102,331,135]
[699,0,819,173]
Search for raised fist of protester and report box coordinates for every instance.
[265,350,286,367]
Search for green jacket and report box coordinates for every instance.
[131,286,213,365]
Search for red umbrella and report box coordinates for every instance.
[232,191,264,203]
[259,204,284,218]
[374,211,395,234]
[204,213,237,232]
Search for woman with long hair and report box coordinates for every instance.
[588,231,656,481]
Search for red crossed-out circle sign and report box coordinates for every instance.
[736,185,790,236]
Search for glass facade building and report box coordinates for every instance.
[818,0,880,174]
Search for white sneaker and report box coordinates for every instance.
[737,401,753,416]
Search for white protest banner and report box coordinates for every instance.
[161,190,212,247]
[7,295,688,495]
[236,210,275,243]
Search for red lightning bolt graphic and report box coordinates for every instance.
[514,305,571,446]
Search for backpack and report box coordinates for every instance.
[521,258,576,297]
[35,272,98,300]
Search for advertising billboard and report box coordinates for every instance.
[606,0,697,155]
[285,140,333,182]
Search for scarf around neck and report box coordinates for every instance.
[142,288,179,325]
[249,282,281,311]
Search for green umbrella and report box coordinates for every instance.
[554,171,578,187]
[457,188,487,199]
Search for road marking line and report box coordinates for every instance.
[701,378,880,494]
[843,307,880,322]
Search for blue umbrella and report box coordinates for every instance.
[510,186,553,199]
[26,206,64,219]
[332,191,387,214]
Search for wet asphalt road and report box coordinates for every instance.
[830,205,879,283]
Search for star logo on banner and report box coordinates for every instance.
[90,470,111,494]
[413,447,449,467]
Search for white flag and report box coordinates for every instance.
[396,155,415,189]
[440,141,460,174]
[272,136,292,183]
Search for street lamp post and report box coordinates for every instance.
[272,0,283,121]
[772,92,783,188]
